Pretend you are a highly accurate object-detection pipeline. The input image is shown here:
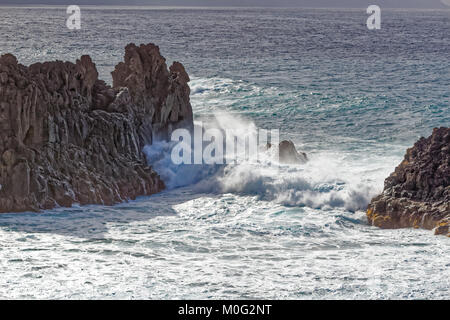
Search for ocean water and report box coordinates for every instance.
[0,6,449,299]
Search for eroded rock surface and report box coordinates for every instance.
[0,43,193,212]
[367,127,450,236]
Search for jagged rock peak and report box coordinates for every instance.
[112,43,193,140]
[266,140,308,164]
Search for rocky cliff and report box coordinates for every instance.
[266,140,308,164]
[367,127,450,236]
[0,43,193,212]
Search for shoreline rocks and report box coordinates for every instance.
[367,127,450,236]
[0,43,193,212]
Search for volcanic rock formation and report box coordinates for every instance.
[268,140,308,164]
[0,43,193,212]
[367,127,450,236]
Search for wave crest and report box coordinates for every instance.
[144,112,389,212]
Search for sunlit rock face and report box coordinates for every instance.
[367,127,450,236]
[0,43,193,212]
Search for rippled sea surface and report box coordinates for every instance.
[0,6,449,299]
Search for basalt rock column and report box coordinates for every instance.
[0,43,193,213]
[112,43,193,143]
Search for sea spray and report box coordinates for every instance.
[144,112,389,211]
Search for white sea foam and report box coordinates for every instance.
[144,112,392,211]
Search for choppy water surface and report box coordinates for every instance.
[0,7,448,299]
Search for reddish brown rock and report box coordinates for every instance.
[0,43,193,212]
[266,140,308,164]
[367,127,450,236]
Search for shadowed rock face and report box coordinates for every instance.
[0,43,193,213]
[276,140,308,164]
[112,43,193,142]
[367,127,450,236]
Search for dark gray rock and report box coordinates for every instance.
[277,140,308,164]
[0,43,193,212]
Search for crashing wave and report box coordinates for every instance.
[144,112,387,212]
